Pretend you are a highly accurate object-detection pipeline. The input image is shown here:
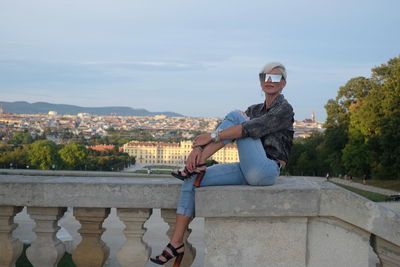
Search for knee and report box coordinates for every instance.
[181,178,196,192]
[224,110,246,124]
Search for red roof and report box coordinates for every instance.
[89,145,115,151]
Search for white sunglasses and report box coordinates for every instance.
[259,73,283,82]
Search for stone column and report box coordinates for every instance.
[72,208,110,267]
[161,209,196,267]
[116,208,152,266]
[26,207,67,267]
[0,206,23,267]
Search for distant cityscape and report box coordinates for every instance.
[0,105,324,142]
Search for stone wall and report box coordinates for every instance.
[196,177,400,267]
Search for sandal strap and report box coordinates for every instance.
[196,163,207,167]
[167,243,184,256]
[183,167,192,176]
[161,249,174,260]
[175,243,185,250]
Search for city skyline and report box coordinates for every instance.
[0,108,323,140]
[1,0,399,121]
[0,100,321,121]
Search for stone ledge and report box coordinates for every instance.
[195,177,322,217]
[0,169,166,177]
[195,177,400,248]
[0,175,182,209]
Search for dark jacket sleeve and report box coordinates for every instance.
[241,103,294,138]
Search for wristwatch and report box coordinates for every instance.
[210,130,220,142]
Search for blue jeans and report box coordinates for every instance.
[176,110,280,217]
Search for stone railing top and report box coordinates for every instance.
[0,169,169,177]
[195,176,400,247]
[0,174,182,209]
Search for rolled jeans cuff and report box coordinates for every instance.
[176,207,194,217]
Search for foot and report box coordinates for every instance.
[171,164,206,180]
[151,242,184,264]
[171,167,194,180]
[195,163,207,172]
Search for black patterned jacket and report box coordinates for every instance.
[242,94,294,164]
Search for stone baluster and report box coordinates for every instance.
[26,207,67,267]
[116,208,152,266]
[0,206,23,267]
[161,209,196,267]
[72,208,110,267]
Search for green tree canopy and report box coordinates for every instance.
[325,56,400,179]
[8,132,34,146]
[290,56,400,179]
[0,145,30,168]
[28,140,60,170]
[59,143,89,170]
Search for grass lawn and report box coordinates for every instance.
[331,182,393,202]
[134,169,172,175]
[143,165,180,169]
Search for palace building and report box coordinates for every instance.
[122,140,239,165]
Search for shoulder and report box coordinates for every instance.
[278,95,294,113]
[246,103,264,111]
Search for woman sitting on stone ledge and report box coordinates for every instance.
[150,62,295,266]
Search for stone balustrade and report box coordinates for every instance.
[0,171,399,267]
[0,173,191,267]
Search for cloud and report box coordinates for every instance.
[80,60,206,72]
[0,58,214,88]
[0,59,109,84]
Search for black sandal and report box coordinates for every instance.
[171,163,207,181]
[150,243,184,266]
[171,166,195,181]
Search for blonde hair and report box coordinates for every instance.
[260,62,287,80]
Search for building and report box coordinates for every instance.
[122,140,239,165]
[293,112,324,138]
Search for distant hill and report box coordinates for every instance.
[0,101,183,117]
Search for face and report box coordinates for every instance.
[259,67,286,96]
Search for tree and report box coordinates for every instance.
[8,132,34,146]
[28,140,60,170]
[323,98,349,176]
[287,132,329,176]
[0,145,29,169]
[325,56,400,179]
[370,57,400,179]
[59,143,89,170]
[342,129,370,177]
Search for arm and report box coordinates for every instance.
[192,124,243,147]
[242,103,294,138]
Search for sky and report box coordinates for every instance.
[0,0,399,121]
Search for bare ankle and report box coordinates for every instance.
[170,239,183,246]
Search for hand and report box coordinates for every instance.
[192,134,212,147]
[185,148,202,172]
